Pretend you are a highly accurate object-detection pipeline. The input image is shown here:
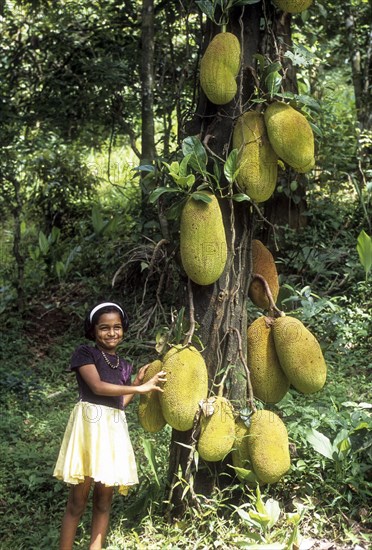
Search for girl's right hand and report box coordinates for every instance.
[139,370,167,393]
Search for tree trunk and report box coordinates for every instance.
[140,0,156,168]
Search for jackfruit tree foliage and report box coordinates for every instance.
[264,101,315,173]
[180,191,227,286]
[200,32,241,105]
[159,345,208,431]
[248,409,291,484]
[198,396,235,462]
[248,239,279,309]
[138,359,167,433]
[247,316,289,404]
[274,0,313,13]
[233,111,278,203]
[272,316,327,394]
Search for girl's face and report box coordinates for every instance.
[93,311,124,353]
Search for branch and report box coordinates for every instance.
[183,278,196,346]
[229,327,256,414]
[251,272,284,318]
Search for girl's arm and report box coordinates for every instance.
[123,364,150,407]
[78,363,166,398]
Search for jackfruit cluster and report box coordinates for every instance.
[233,112,278,203]
[180,191,227,286]
[264,101,315,173]
[159,345,208,431]
[274,0,313,13]
[200,32,241,105]
[272,316,327,394]
[248,239,279,310]
[247,316,289,404]
[138,360,167,433]
[197,396,235,462]
[247,410,291,484]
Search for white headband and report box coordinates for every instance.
[89,302,125,322]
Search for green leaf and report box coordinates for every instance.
[92,204,104,235]
[224,148,239,183]
[195,0,215,20]
[141,439,160,487]
[232,193,251,202]
[38,231,49,255]
[190,191,212,203]
[265,71,282,97]
[357,230,372,280]
[174,174,195,188]
[306,428,334,460]
[182,136,208,176]
[233,0,262,5]
[149,187,179,203]
[264,498,281,528]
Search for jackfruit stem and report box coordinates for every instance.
[230,327,257,413]
[183,278,196,346]
[251,273,285,317]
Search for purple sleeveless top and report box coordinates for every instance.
[70,344,133,411]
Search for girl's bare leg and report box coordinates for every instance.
[59,477,92,550]
[89,483,114,550]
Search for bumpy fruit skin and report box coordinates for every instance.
[274,0,313,13]
[138,360,167,433]
[248,410,291,484]
[233,111,278,203]
[180,192,227,286]
[159,345,208,431]
[200,32,241,105]
[198,396,235,462]
[247,317,289,403]
[272,316,327,394]
[249,239,279,309]
[264,101,315,173]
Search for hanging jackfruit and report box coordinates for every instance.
[198,396,235,462]
[159,345,208,431]
[264,101,315,173]
[180,191,227,286]
[200,32,241,105]
[138,360,167,433]
[247,316,289,404]
[272,316,327,394]
[248,409,291,484]
[274,0,313,13]
[249,239,279,309]
[232,111,278,203]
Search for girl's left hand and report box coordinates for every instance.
[133,363,150,385]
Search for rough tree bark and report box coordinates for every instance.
[140,0,156,167]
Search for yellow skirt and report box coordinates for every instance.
[53,401,139,495]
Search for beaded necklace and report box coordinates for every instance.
[100,350,120,369]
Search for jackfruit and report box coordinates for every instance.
[274,0,313,13]
[138,360,167,433]
[272,316,327,394]
[233,111,278,203]
[248,239,279,309]
[180,191,227,286]
[159,345,208,431]
[200,32,240,105]
[247,316,289,403]
[248,409,290,484]
[264,101,315,173]
[198,396,235,462]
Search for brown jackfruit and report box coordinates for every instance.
[159,345,208,431]
[198,396,235,462]
[247,316,289,403]
[249,239,279,309]
[274,0,313,13]
[272,316,327,394]
[232,111,278,203]
[180,191,227,286]
[200,32,240,105]
[138,360,167,433]
[248,409,291,484]
[264,101,315,173]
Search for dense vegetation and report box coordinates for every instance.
[0,0,371,548]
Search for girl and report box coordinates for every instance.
[53,301,166,550]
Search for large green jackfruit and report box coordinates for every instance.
[198,396,235,462]
[159,345,208,431]
[247,316,289,404]
[274,0,313,13]
[180,192,227,286]
[200,32,240,105]
[264,102,315,173]
[233,111,278,203]
[138,360,167,433]
[248,410,290,484]
[272,316,327,394]
[249,239,279,309]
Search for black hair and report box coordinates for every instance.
[84,302,129,341]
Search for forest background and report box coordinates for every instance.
[0,0,371,549]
